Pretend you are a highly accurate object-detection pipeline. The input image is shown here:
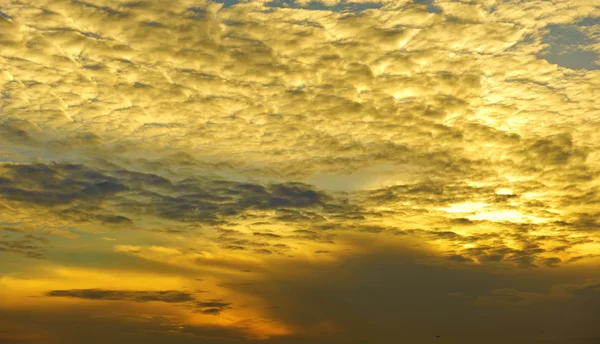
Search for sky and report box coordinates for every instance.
[0,0,599,343]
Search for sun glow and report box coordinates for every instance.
[440,202,490,213]
[467,210,547,223]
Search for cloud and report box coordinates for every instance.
[194,300,232,315]
[0,163,128,206]
[0,161,354,232]
[0,226,24,233]
[1,0,600,343]
[0,308,253,344]
[45,288,232,315]
[221,243,600,344]
[45,289,196,303]
[0,119,40,146]
[0,233,48,259]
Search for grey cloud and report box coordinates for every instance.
[0,233,48,259]
[554,213,600,232]
[0,226,24,233]
[0,120,39,146]
[45,289,234,314]
[363,181,491,208]
[0,162,361,229]
[197,307,226,315]
[450,218,473,225]
[0,163,128,206]
[45,289,196,303]
[462,244,547,268]
[521,133,587,167]
[224,245,600,344]
[446,254,474,263]
[141,180,345,223]
[541,257,562,267]
[222,245,247,251]
[290,229,336,243]
[0,308,250,344]
[253,232,282,238]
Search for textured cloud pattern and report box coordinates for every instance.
[1,0,600,343]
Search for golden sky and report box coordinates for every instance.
[1,0,600,343]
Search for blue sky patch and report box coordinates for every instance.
[539,24,599,70]
[265,0,382,12]
[212,0,242,9]
[413,0,442,14]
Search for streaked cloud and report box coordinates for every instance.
[45,289,197,303]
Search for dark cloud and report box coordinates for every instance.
[0,234,48,259]
[267,183,328,208]
[224,245,600,344]
[0,162,357,227]
[521,133,587,167]
[447,254,474,263]
[275,209,329,223]
[0,226,24,233]
[222,245,247,251]
[554,213,600,232]
[45,289,196,303]
[0,120,39,146]
[542,257,562,267]
[0,163,128,206]
[193,300,232,315]
[253,232,282,238]
[45,289,235,315]
[118,176,351,224]
[0,308,251,344]
[363,181,491,208]
[462,244,546,268]
[450,218,473,225]
[290,229,336,243]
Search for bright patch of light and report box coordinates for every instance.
[495,188,514,195]
[467,210,546,223]
[522,192,544,199]
[441,202,490,213]
[393,90,414,100]
[355,85,370,93]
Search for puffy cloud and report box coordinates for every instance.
[1,0,600,343]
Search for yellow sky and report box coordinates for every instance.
[1,0,600,343]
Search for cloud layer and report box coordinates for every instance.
[1,0,599,343]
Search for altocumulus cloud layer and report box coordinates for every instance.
[0,0,600,343]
